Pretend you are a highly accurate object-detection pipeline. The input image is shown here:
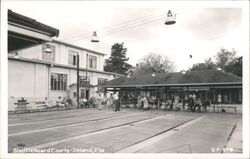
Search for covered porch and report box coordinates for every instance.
[99,70,242,113]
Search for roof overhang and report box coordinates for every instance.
[8,9,59,52]
[99,82,242,88]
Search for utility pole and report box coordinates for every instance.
[86,53,88,99]
[77,53,80,109]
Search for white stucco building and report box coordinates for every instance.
[8,10,118,111]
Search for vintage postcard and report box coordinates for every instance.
[1,0,249,159]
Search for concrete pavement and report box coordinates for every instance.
[8,108,242,153]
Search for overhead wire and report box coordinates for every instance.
[62,8,183,42]
[63,8,185,43]
[98,8,196,39]
[73,8,192,43]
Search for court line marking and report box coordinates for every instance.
[27,113,174,149]
[8,108,97,118]
[9,111,122,126]
[117,115,205,153]
[8,112,148,137]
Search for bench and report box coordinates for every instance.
[35,101,66,111]
[35,101,49,111]
[14,102,32,113]
[214,105,237,114]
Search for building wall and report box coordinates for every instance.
[8,59,115,111]
[19,41,105,71]
[48,66,114,99]
[8,41,115,111]
[8,60,49,111]
[18,45,42,59]
[16,43,106,72]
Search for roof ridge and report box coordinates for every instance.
[217,70,242,79]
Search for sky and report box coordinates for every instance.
[4,1,244,71]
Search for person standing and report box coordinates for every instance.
[166,96,172,111]
[173,94,179,111]
[106,94,111,108]
[218,93,222,104]
[196,96,202,113]
[102,94,108,109]
[114,93,120,111]
[123,93,129,108]
[142,96,149,110]
[95,92,102,110]
[188,94,194,112]
[109,93,114,108]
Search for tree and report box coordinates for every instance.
[215,48,242,77]
[215,48,236,71]
[133,53,175,74]
[224,56,242,77]
[190,58,217,71]
[189,48,242,77]
[104,43,132,75]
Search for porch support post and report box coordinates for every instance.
[213,86,216,112]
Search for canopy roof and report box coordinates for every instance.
[99,70,242,88]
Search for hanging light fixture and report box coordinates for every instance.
[165,10,176,25]
[91,31,100,43]
[44,44,52,53]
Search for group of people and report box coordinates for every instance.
[80,92,121,111]
[119,93,210,112]
[43,96,72,111]
[183,94,209,112]
[42,91,211,113]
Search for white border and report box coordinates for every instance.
[1,1,249,159]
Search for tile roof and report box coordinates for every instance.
[99,70,242,87]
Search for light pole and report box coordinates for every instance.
[77,53,80,109]
[86,53,88,98]
[44,44,52,101]
[77,31,99,109]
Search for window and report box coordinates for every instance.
[79,76,90,85]
[51,73,67,90]
[98,78,108,85]
[69,50,78,65]
[42,44,55,61]
[89,55,97,69]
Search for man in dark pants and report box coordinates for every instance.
[188,95,194,112]
[114,93,120,111]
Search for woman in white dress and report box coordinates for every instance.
[218,93,222,104]
[95,92,102,110]
[142,96,150,110]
